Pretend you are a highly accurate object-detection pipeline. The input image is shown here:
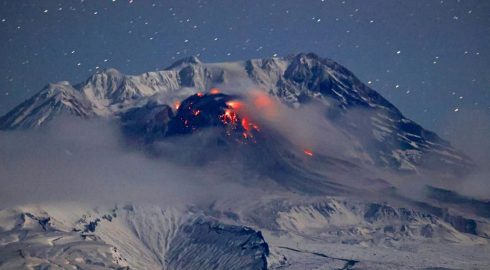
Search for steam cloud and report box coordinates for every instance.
[0,86,489,210]
[438,108,490,199]
[0,117,270,208]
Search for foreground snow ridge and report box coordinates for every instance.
[1,197,489,269]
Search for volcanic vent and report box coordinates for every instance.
[120,89,262,144]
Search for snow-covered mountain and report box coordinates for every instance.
[1,53,487,269]
[0,81,95,129]
[0,53,473,175]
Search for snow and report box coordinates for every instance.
[1,196,489,269]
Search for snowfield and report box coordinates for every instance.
[1,198,489,269]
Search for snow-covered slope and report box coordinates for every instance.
[0,204,270,270]
[0,82,95,129]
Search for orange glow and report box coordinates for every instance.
[174,101,180,110]
[220,109,238,125]
[253,92,273,108]
[210,88,221,94]
[193,110,201,116]
[303,149,314,156]
[249,91,278,119]
[197,92,204,97]
[241,117,250,131]
[219,97,262,141]
[226,101,243,110]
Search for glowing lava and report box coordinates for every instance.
[241,117,250,131]
[219,98,261,141]
[226,101,243,110]
[174,101,180,110]
[210,88,221,94]
[303,149,314,157]
[220,109,239,125]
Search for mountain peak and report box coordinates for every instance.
[90,67,124,80]
[53,81,71,86]
[42,82,77,97]
[0,83,93,129]
[166,56,202,69]
[102,67,123,76]
[292,52,320,60]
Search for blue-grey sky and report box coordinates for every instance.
[0,0,489,137]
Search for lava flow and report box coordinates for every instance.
[226,101,243,110]
[219,98,261,140]
[219,109,239,125]
[303,149,314,157]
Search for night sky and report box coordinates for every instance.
[1,0,489,137]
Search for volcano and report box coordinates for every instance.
[0,53,473,175]
[1,53,488,270]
